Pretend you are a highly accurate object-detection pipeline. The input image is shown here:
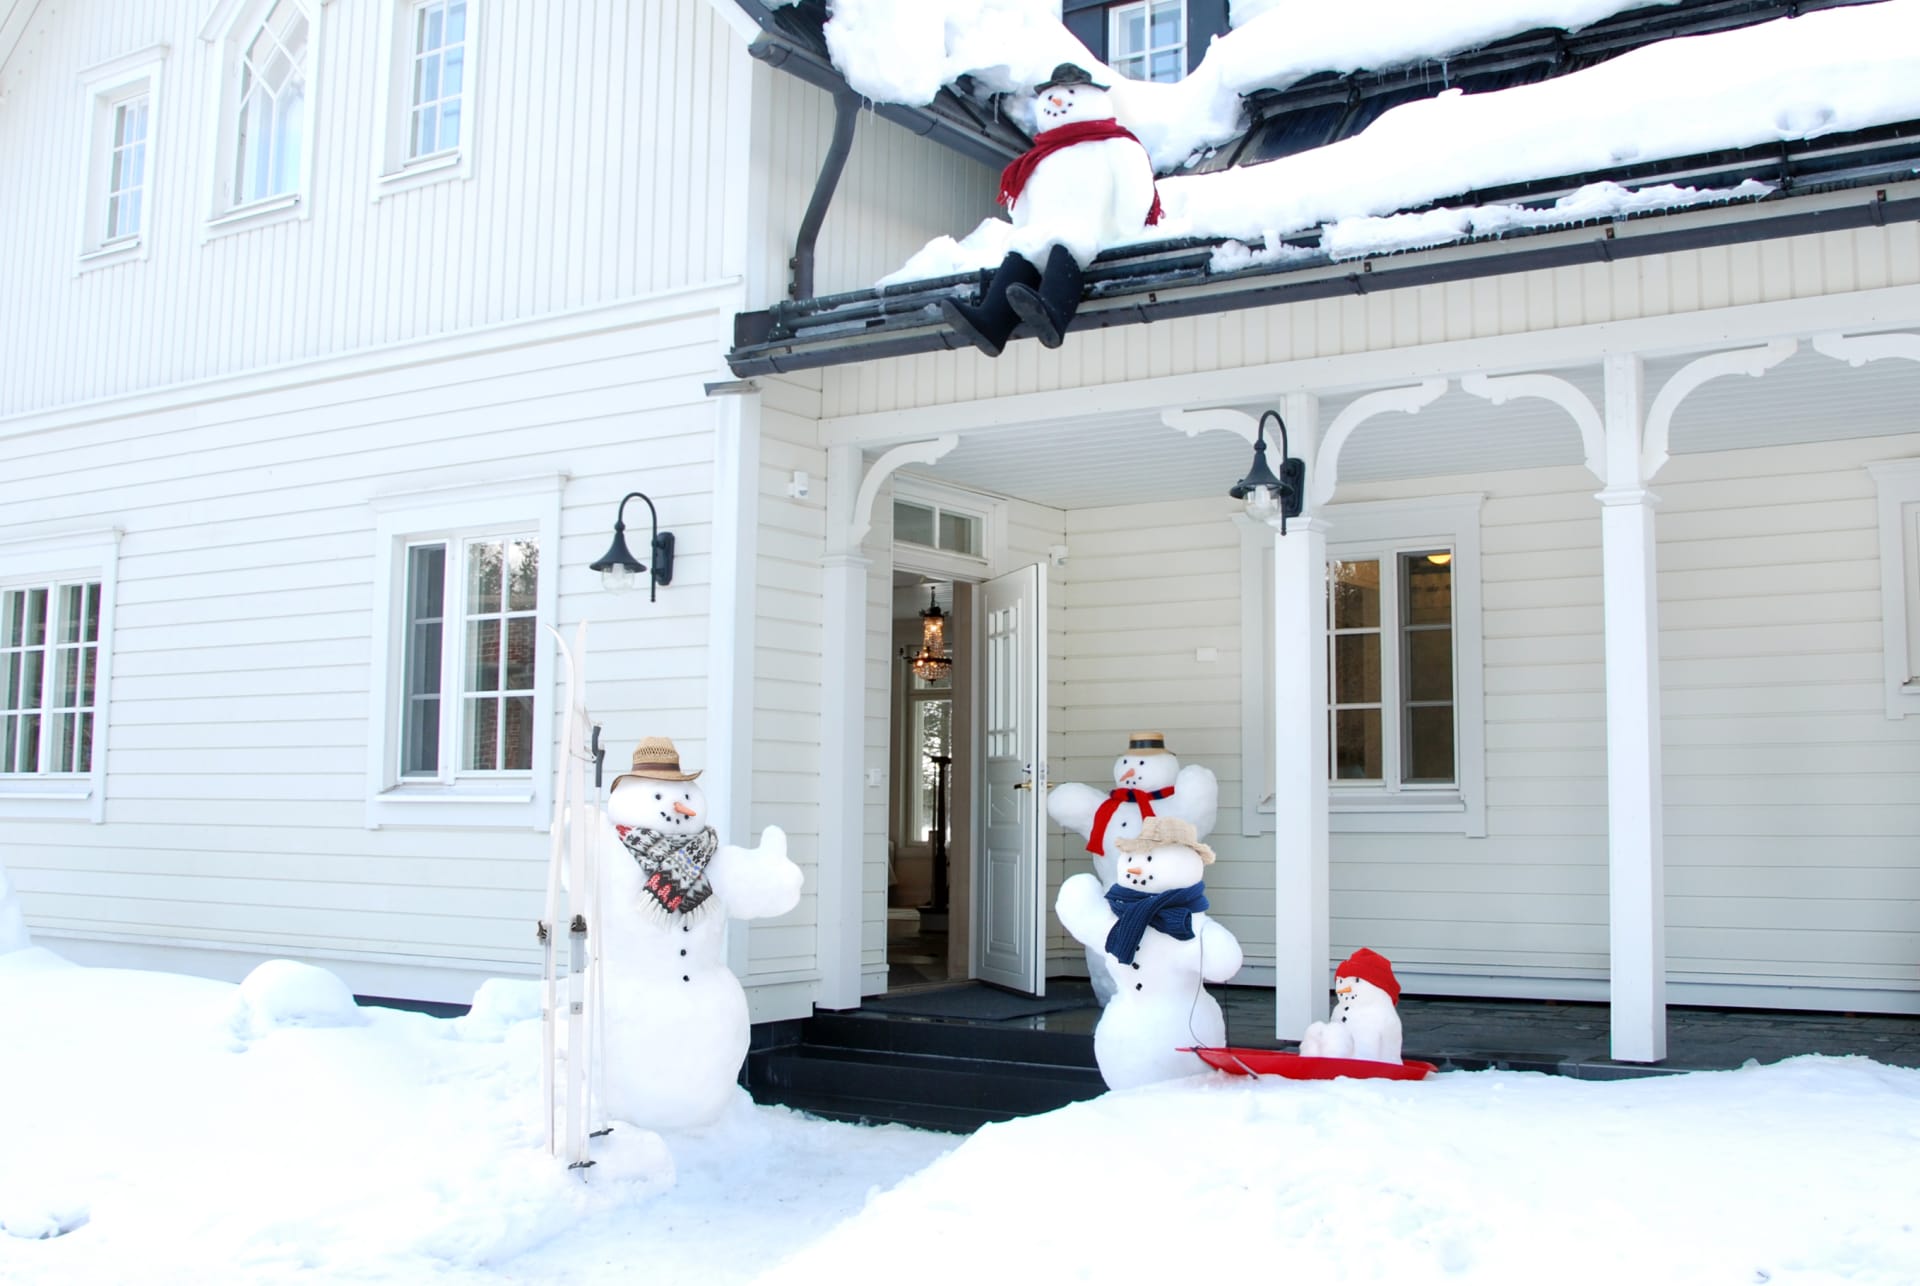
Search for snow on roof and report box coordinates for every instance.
[879,1,1920,286]
[803,0,1680,169]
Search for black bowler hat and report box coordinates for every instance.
[1034,62,1109,94]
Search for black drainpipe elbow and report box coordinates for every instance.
[792,88,863,301]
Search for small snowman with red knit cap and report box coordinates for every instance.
[1299,948,1404,1065]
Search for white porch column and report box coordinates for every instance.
[1599,353,1667,1062]
[817,444,869,1010]
[1271,392,1330,1041]
[706,391,761,977]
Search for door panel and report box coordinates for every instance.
[977,563,1046,994]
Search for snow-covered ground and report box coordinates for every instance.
[4,941,1920,1284]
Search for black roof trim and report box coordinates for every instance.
[727,123,1920,376]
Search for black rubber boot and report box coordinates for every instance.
[939,252,1039,357]
[1006,244,1084,349]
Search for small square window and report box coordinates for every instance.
[1110,0,1186,84]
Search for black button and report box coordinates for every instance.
[1135,983,1143,991]
[679,948,687,956]
[682,975,690,982]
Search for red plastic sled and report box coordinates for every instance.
[1186,1047,1437,1081]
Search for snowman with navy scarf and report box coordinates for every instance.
[596,736,802,1130]
[1048,732,1217,1003]
[1056,816,1243,1090]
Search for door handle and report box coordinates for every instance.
[1013,779,1033,791]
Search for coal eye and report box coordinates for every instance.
[654,793,662,800]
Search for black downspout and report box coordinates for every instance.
[792,88,862,301]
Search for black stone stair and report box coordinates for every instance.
[743,1010,1106,1133]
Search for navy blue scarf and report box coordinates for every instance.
[1103,881,1208,966]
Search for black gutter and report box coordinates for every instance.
[790,87,863,300]
[726,191,1920,377]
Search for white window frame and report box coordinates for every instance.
[0,529,121,824]
[371,0,478,198]
[199,0,322,236]
[890,476,1004,581]
[1109,0,1186,84]
[1242,494,1486,835]
[1867,458,1920,719]
[366,476,563,830]
[76,46,168,269]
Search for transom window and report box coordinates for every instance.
[2,583,102,778]
[234,0,310,205]
[1329,552,1455,785]
[408,0,467,159]
[1111,0,1186,84]
[399,536,538,778]
[894,499,982,558]
[106,97,150,241]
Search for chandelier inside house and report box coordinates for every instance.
[910,586,952,683]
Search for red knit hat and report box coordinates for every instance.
[1335,948,1401,1004]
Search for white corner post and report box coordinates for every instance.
[1270,391,1331,1041]
[1598,353,1667,1062]
[706,390,762,977]
[817,444,870,1010]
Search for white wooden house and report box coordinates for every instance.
[4,0,1918,1066]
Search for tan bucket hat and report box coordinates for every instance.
[611,736,703,791]
[1125,731,1171,756]
[1112,815,1214,865]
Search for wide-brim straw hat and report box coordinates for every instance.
[1125,731,1171,756]
[1113,815,1214,865]
[610,736,702,791]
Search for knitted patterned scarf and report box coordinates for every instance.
[1103,881,1208,966]
[617,824,719,920]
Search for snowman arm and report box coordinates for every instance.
[1196,915,1243,984]
[1045,782,1103,837]
[1168,765,1220,839]
[1054,873,1115,950]
[708,825,803,920]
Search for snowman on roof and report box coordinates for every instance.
[1055,816,1243,1090]
[595,736,802,1131]
[1048,731,1217,1003]
[940,62,1162,357]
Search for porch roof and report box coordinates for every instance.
[726,0,1920,378]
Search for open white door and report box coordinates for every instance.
[976,562,1047,995]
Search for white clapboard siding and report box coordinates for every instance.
[0,0,746,419]
[1,305,736,1003]
[751,69,1000,307]
[815,224,1920,418]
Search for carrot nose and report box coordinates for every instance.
[1126,865,1143,876]
[673,801,697,817]
[1050,94,1064,107]
[1121,768,1137,781]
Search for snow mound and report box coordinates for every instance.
[228,960,368,1039]
[0,862,31,956]
[451,977,543,1041]
[0,1191,90,1242]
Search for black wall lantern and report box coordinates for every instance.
[590,491,675,599]
[1229,409,1306,533]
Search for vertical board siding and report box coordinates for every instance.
[1,310,728,1002]
[0,0,742,419]
[815,224,1920,419]
[753,71,999,309]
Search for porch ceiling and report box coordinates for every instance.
[885,338,1920,513]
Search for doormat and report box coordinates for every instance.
[864,982,1095,1022]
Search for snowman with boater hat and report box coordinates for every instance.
[940,62,1162,357]
[1056,816,1243,1090]
[1048,731,1218,1002]
[595,736,802,1130]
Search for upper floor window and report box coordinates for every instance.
[78,46,166,265]
[201,0,318,229]
[1111,0,1186,84]
[234,0,309,205]
[407,0,467,160]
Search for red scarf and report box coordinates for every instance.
[1087,785,1175,857]
[997,119,1164,225]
